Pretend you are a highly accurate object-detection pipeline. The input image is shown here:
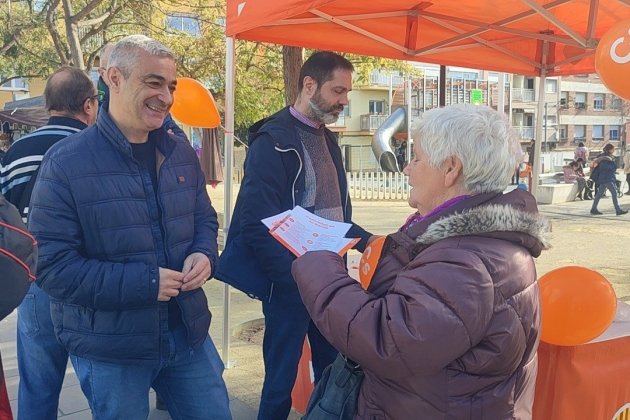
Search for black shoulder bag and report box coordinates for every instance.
[302,353,364,420]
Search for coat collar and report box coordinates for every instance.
[96,103,175,159]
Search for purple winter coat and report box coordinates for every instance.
[292,190,550,420]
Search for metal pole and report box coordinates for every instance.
[544,102,548,153]
[221,36,236,367]
[439,65,446,107]
[498,73,506,114]
[388,73,393,115]
[407,77,412,166]
[531,39,549,198]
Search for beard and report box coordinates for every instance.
[308,91,343,125]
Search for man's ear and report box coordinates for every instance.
[83,96,97,119]
[443,155,463,188]
[302,76,318,97]
[107,67,121,91]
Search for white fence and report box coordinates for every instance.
[347,171,409,200]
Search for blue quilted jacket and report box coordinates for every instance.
[28,106,218,364]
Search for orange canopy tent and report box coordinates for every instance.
[219,0,630,361]
[223,0,630,203]
[226,0,630,77]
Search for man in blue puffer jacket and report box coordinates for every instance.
[28,35,231,419]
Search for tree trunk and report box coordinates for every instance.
[282,46,303,106]
[62,0,85,69]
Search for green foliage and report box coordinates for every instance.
[0,2,57,83]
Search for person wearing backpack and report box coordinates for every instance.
[0,194,37,420]
[0,66,97,419]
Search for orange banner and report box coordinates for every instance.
[534,337,630,419]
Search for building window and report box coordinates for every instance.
[545,79,557,93]
[166,14,201,36]
[593,93,605,110]
[368,100,386,114]
[574,92,586,109]
[592,125,604,140]
[559,91,569,109]
[0,77,28,91]
[340,103,351,117]
[544,115,557,127]
[574,125,586,141]
[610,125,621,140]
[611,96,622,110]
[559,124,568,140]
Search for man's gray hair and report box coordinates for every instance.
[108,35,175,79]
[412,104,522,194]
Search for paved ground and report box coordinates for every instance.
[2,184,630,419]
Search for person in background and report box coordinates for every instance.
[216,51,372,419]
[590,144,627,216]
[0,66,98,420]
[574,141,589,167]
[563,160,586,200]
[292,104,550,419]
[27,35,230,419]
[623,146,630,195]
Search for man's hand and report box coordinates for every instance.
[158,268,184,301]
[181,252,211,292]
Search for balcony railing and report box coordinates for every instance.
[368,71,405,87]
[514,125,535,139]
[512,88,535,102]
[326,115,346,128]
[360,114,389,131]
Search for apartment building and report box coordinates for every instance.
[335,67,507,171]
[335,64,630,172]
[556,75,627,154]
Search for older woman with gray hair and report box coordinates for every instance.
[292,104,550,419]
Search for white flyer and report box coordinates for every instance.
[262,206,359,257]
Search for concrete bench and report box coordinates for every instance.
[537,182,578,204]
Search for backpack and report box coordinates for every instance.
[0,194,36,420]
[0,194,36,320]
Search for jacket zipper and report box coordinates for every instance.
[274,145,302,208]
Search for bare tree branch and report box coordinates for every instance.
[0,28,22,55]
[0,74,43,86]
[72,0,114,22]
[45,0,70,65]
[77,2,118,28]
[79,5,121,43]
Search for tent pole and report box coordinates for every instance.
[531,39,549,198]
[439,65,446,106]
[222,36,236,367]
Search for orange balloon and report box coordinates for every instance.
[170,77,220,128]
[358,236,386,289]
[539,266,617,346]
[595,19,630,101]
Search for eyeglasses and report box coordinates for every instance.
[84,94,99,103]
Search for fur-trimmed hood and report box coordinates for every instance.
[408,189,551,258]
[417,203,551,250]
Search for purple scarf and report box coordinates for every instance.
[400,195,471,233]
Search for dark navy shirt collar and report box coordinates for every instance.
[46,115,88,131]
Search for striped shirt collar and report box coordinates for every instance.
[289,106,323,129]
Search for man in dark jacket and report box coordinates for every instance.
[0,66,98,420]
[216,51,371,419]
[590,144,627,216]
[28,35,230,419]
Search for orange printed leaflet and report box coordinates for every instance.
[262,206,359,257]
